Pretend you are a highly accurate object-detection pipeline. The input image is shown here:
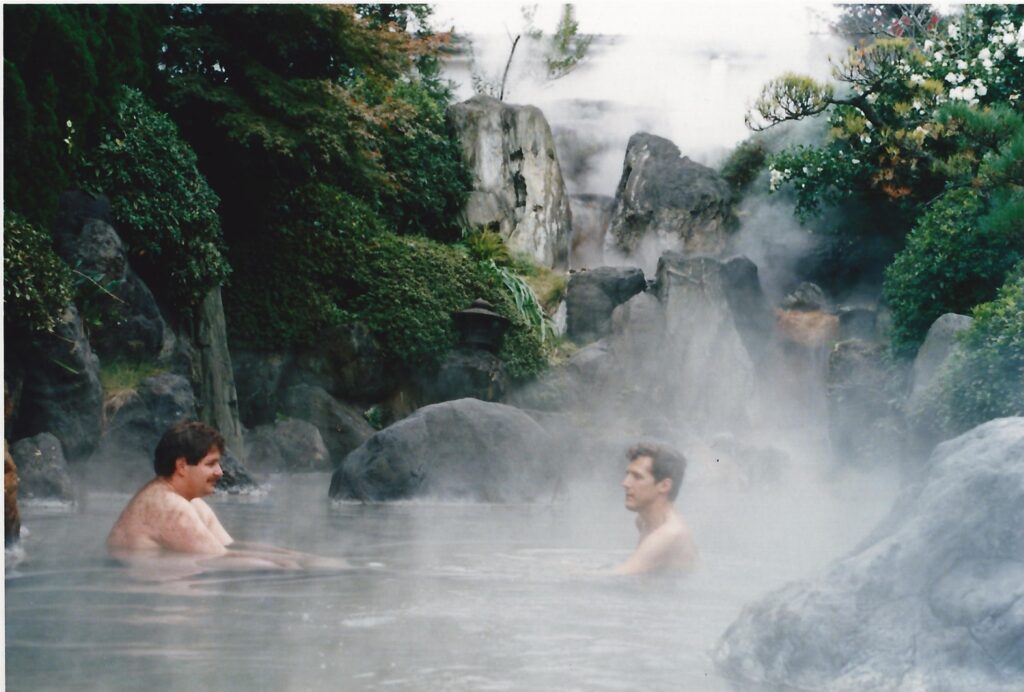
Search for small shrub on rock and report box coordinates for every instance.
[3,211,73,336]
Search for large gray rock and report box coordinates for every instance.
[244,419,331,473]
[449,94,572,268]
[565,266,646,345]
[52,190,112,260]
[330,398,552,501]
[606,133,734,267]
[714,417,1024,691]
[908,313,975,412]
[280,384,374,463]
[14,305,103,461]
[92,373,198,490]
[10,433,76,502]
[55,217,168,361]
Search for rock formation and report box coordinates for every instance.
[13,305,103,461]
[565,266,647,345]
[715,417,1024,691]
[449,94,572,268]
[329,398,551,502]
[9,433,76,502]
[244,419,331,473]
[606,133,734,268]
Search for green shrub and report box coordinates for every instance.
[79,87,230,321]
[3,211,73,335]
[225,183,548,379]
[883,187,1024,357]
[940,264,1024,431]
[720,138,767,195]
[99,359,166,397]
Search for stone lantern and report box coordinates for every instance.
[451,298,510,353]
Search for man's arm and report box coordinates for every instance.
[191,497,233,546]
[156,498,230,555]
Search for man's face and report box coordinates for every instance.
[622,455,668,512]
[178,447,223,500]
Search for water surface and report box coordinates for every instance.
[7,471,893,690]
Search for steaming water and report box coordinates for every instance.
[7,469,897,690]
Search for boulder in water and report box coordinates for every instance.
[10,432,76,502]
[714,417,1024,691]
[329,398,551,501]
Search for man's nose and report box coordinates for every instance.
[213,463,224,478]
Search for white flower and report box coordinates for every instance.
[994,49,1006,61]
[852,158,861,164]
[860,134,872,144]
[957,59,968,70]
[66,120,73,128]
[923,40,934,52]
[948,23,960,39]
[949,85,977,102]
[1010,94,1021,102]
[972,78,988,96]
[934,51,944,61]
[912,99,923,110]
[910,74,925,86]
[945,72,961,84]
[982,58,993,70]
[866,93,878,104]
[1018,45,1024,58]
[769,168,783,192]
[979,48,991,60]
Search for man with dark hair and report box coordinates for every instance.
[108,421,234,554]
[614,442,697,574]
[108,421,344,569]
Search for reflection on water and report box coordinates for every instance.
[7,472,894,690]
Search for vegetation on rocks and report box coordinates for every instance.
[79,87,230,321]
[3,212,73,337]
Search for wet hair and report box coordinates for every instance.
[153,421,225,477]
[627,442,687,501]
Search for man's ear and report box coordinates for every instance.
[657,477,673,496]
[173,456,188,476]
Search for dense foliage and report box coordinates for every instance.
[79,88,230,320]
[160,4,468,244]
[228,184,547,378]
[883,188,1024,356]
[939,264,1024,431]
[3,212,73,336]
[4,5,162,227]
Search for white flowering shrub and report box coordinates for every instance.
[752,5,1024,220]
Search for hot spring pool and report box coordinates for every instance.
[6,470,895,690]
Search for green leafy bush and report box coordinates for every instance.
[225,183,548,379]
[3,211,73,335]
[79,87,230,321]
[884,187,1024,357]
[940,264,1024,431]
[719,138,767,195]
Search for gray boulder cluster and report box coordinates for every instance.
[714,417,1024,691]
